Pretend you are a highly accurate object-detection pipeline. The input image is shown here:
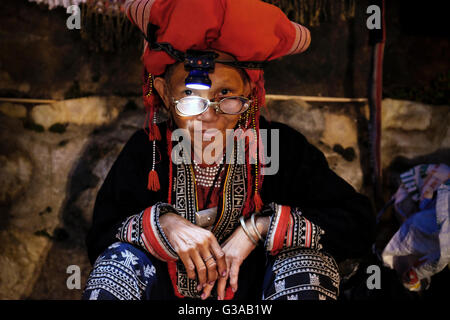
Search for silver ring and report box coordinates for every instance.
[204,255,214,262]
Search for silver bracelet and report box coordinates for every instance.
[239,216,258,246]
[250,213,264,242]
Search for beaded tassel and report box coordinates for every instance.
[240,104,253,217]
[146,73,161,141]
[146,72,161,192]
[148,110,161,141]
[147,137,161,191]
[251,97,263,212]
[240,96,264,216]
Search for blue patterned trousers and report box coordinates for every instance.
[82,242,340,300]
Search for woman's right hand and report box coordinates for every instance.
[159,213,227,298]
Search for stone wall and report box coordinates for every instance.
[0,95,151,299]
[381,99,450,170]
[262,99,369,193]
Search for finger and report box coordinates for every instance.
[203,253,218,284]
[200,281,215,300]
[216,258,230,300]
[178,251,196,280]
[210,240,227,278]
[191,250,207,288]
[228,260,241,293]
[201,246,218,284]
[216,274,228,300]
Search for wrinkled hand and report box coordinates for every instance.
[215,223,257,300]
[216,216,270,300]
[159,213,227,299]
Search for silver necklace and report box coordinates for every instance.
[192,159,224,188]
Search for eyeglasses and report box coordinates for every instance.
[173,96,251,117]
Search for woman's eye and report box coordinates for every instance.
[183,89,193,96]
[220,88,231,95]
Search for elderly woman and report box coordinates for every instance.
[83,0,375,300]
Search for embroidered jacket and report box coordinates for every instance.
[86,117,375,297]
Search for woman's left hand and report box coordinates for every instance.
[215,223,257,300]
[200,216,270,300]
[215,215,270,300]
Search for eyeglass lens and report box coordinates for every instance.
[176,97,208,115]
[176,97,248,115]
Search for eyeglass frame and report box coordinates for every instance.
[172,95,252,117]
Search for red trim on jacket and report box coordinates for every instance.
[271,205,291,254]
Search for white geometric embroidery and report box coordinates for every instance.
[287,294,298,300]
[309,273,320,286]
[144,265,156,278]
[121,250,139,267]
[319,294,326,300]
[275,280,285,293]
[111,254,117,259]
[89,289,100,300]
[109,242,121,249]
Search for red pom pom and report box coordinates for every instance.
[147,169,160,191]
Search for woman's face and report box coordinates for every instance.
[154,52,252,160]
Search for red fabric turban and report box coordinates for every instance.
[125,0,311,106]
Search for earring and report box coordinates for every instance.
[145,72,161,192]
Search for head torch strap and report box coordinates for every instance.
[216,60,267,70]
[147,40,186,62]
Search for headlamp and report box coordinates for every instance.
[184,70,211,90]
[184,50,218,90]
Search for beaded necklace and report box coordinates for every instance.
[192,158,225,188]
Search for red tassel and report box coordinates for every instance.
[149,123,161,141]
[147,169,160,191]
[143,94,152,109]
[254,191,263,212]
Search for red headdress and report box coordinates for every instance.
[125,0,311,209]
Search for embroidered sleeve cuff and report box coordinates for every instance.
[142,203,178,261]
[116,202,179,262]
[264,203,324,255]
